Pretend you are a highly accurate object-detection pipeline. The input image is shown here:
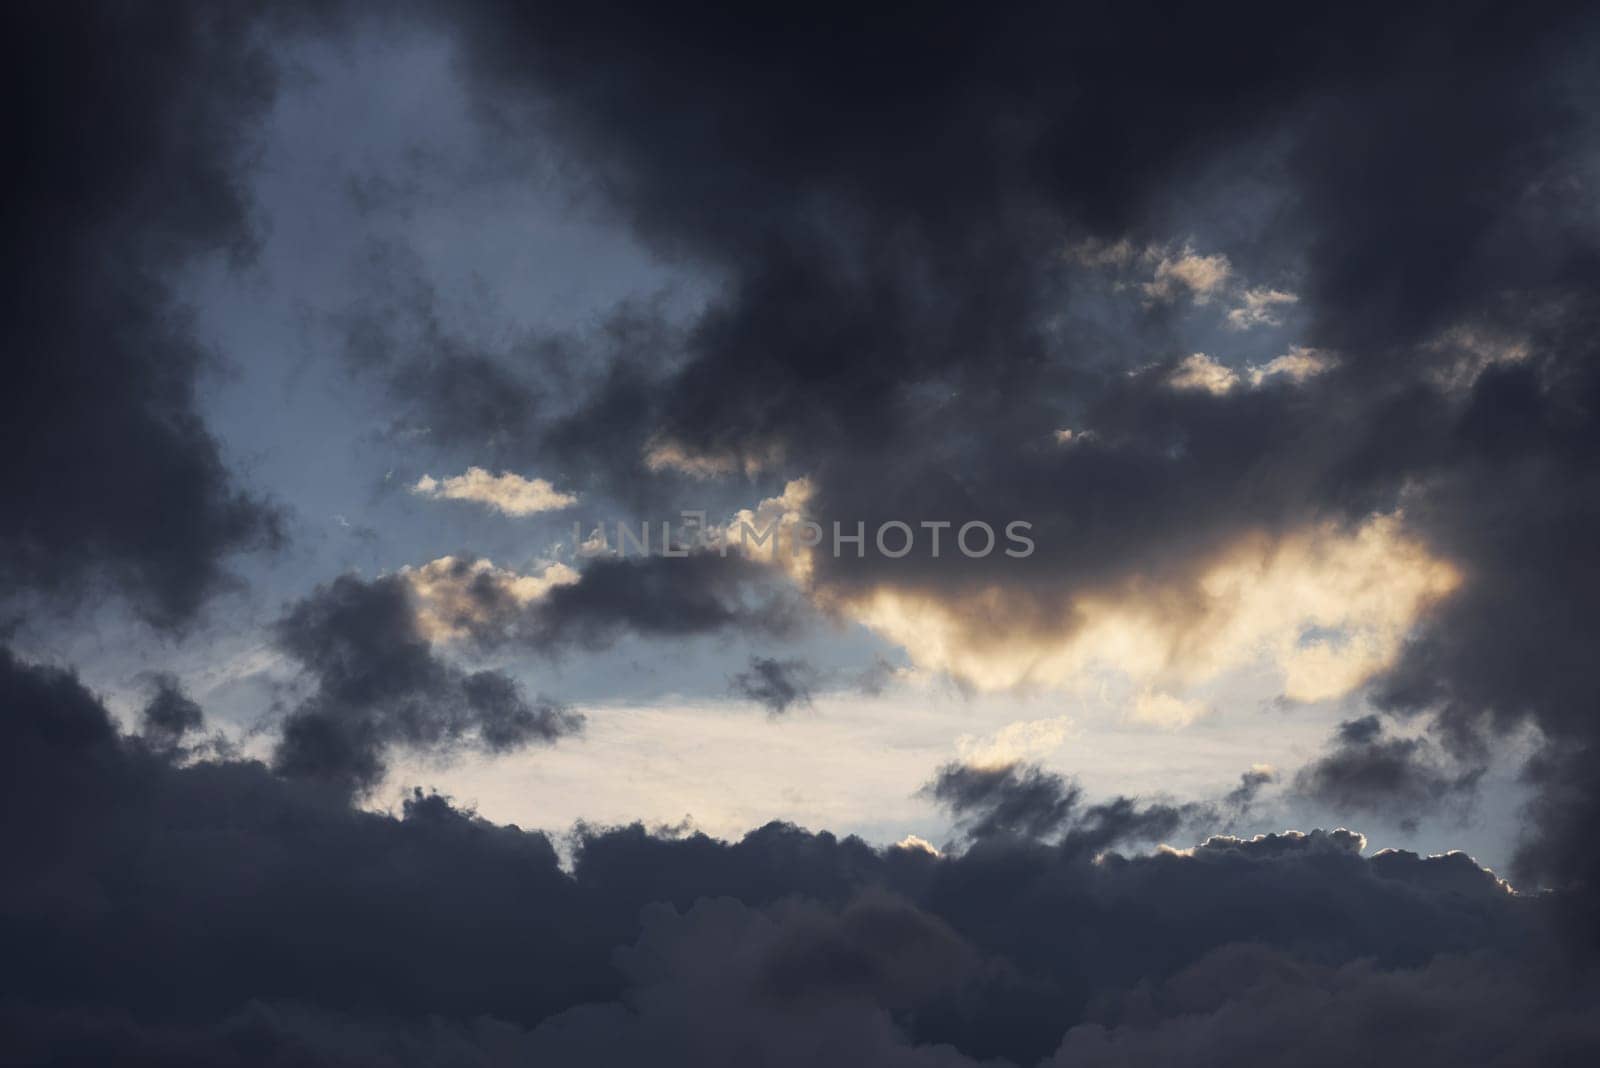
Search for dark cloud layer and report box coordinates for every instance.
[4,647,1585,1066]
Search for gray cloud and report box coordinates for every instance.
[729,655,819,714]
[272,573,582,795]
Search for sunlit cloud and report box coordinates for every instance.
[1167,348,1335,395]
[643,435,784,479]
[1142,244,1233,305]
[412,468,578,516]
[839,513,1461,702]
[401,555,579,643]
[1227,286,1299,330]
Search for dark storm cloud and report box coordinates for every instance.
[730,655,818,714]
[5,646,1582,1065]
[138,673,206,753]
[924,761,1193,856]
[532,553,809,650]
[1293,715,1484,832]
[272,573,581,795]
[925,762,1084,843]
[0,2,308,626]
[422,551,812,653]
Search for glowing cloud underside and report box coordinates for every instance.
[843,513,1460,701]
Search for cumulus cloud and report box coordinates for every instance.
[1167,352,1243,395]
[412,468,578,515]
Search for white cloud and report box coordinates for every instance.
[1142,245,1233,305]
[412,468,577,516]
[1248,346,1334,386]
[892,834,942,856]
[1168,353,1241,395]
[401,555,579,643]
[1226,287,1299,330]
[1167,349,1334,395]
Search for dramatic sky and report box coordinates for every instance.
[7,2,1600,1064]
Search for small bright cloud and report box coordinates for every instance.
[1168,349,1334,395]
[1227,287,1299,330]
[893,834,942,856]
[1168,353,1240,395]
[1143,245,1233,305]
[412,468,577,516]
[1249,346,1334,386]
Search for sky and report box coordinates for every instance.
[6,3,1600,1065]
